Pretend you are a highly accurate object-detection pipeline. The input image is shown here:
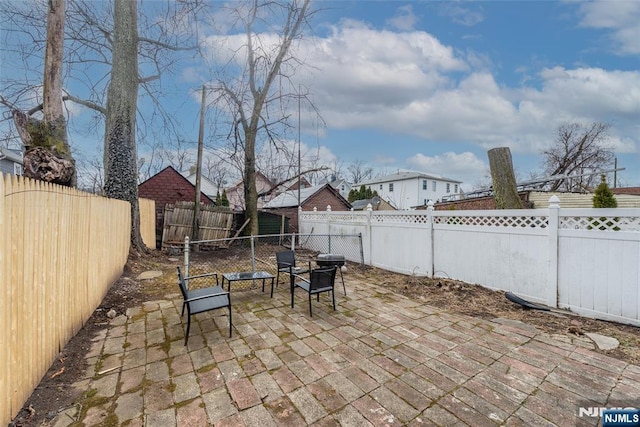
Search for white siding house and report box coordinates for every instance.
[0,147,23,176]
[359,171,462,210]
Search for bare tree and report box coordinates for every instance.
[0,0,203,182]
[542,122,614,192]
[7,0,75,186]
[346,160,373,184]
[211,0,315,236]
[104,0,144,251]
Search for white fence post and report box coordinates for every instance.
[184,236,190,288]
[366,203,373,265]
[547,196,560,308]
[426,201,435,277]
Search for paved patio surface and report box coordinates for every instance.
[53,276,640,426]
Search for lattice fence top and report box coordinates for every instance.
[301,210,640,231]
[560,216,640,231]
[371,213,430,224]
[433,215,549,228]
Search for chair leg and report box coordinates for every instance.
[340,268,346,295]
[291,286,295,308]
[332,289,336,311]
[276,270,280,286]
[228,306,233,337]
[184,315,191,345]
[181,302,186,317]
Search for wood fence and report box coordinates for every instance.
[0,174,131,426]
[161,201,234,248]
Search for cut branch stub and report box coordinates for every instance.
[23,146,75,186]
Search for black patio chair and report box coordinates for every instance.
[176,267,232,345]
[276,250,311,287]
[291,266,338,317]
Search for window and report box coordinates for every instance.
[422,179,427,190]
[454,184,458,193]
[379,184,383,190]
[446,183,451,193]
[432,181,436,191]
[13,163,22,176]
[389,183,394,192]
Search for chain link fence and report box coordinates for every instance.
[181,233,364,291]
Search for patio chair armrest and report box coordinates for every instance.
[184,272,219,285]
[291,273,310,284]
[185,289,229,303]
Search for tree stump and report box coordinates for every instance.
[488,147,522,209]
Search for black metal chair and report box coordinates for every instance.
[291,266,338,317]
[276,250,310,286]
[176,267,232,345]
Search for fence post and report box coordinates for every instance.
[326,205,332,253]
[358,232,365,266]
[250,235,256,273]
[184,236,190,287]
[366,203,372,265]
[426,201,435,278]
[547,196,560,308]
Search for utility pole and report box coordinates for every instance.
[297,84,301,208]
[193,84,206,250]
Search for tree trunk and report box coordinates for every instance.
[244,126,259,236]
[103,0,146,252]
[13,0,76,186]
[488,147,522,209]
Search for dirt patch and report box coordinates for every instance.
[10,252,640,426]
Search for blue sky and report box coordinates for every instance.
[1,0,639,189]
[289,0,640,188]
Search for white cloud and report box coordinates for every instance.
[439,4,485,27]
[386,5,419,31]
[295,20,640,159]
[406,152,487,186]
[577,0,640,54]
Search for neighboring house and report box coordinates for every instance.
[351,196,395,211]
[138,166,214,247]
[329,178,352,200]
[262,183,351,232]
[0,147,23,176]
[432,189,640,210]
[225,171,275,212]
[181,171,219,200]
[359,171,462,210]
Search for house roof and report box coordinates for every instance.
[360,170,462,185]
[263,183,350,209]
[0,147,23,164]
[226,171,274,192]
[138,166,214,206]
[612,187,640,196]
[181,172,219,198]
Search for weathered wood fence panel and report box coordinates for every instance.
[162,201,233,248]
[0,174,131,426]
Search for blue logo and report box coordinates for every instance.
[602,409,640,427]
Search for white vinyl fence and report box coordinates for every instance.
[298,197,640,326]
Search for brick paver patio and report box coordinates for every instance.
[53,276,640,426]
